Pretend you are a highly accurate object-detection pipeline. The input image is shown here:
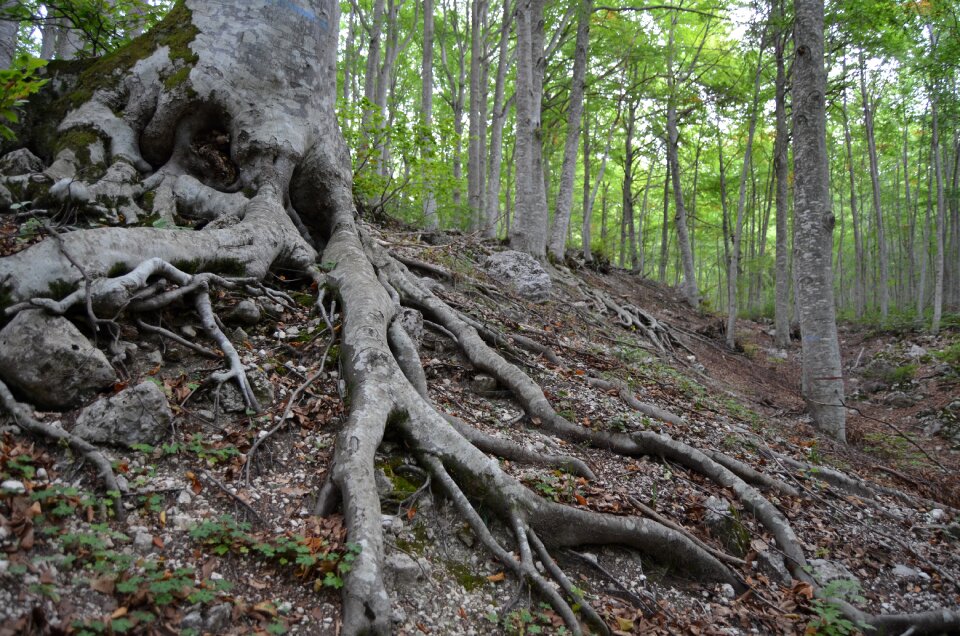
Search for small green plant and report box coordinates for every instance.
[490,603,569,635]
[807,579,872,635]
[189,514,360,589]
[0,54,47,141]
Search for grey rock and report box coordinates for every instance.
[227,300,261,326]
[399,308,424,345]
[0,480,25,494]
[145,349,163,365]
[860,380,887,395]
[391,605,407,624]
[204,603,232,632]
[883,391,916,408]
[931,363,954,377]
[891,564,924,582]
[180,609,204,631]
[756,551,792,586]
[483,250,553,302]
[720,583,736,599]
[808,559,859,586]
[385,552,428,587]
[49,178,90,204]
[133,531,154,550]
[0,148,43,176]
[231,327,249,343]
[180,325,197,338]
[177,490,193,506]
[73,381,172,448]
[0,310,116,409]
[0,183,11,212]
[219,367,274,412]
[922,418,944,437]
[704,496,732,529]
[375,469,393,497]
[469,374,498,395]
[907,344,928,358]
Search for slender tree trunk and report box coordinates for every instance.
[841,80,865,318]
[930,90,946,334]
[422,0,439,230]
[792,0,845,440]
[623,100,638,271]
[918,148,932,317]
[548,0,591,259]
[362,0,386,134]
[468,0,486,230]
[903,115,915,304]
[773,13,791,347]
[858,51,889,320]
[637,156,655,275]
[483,0,512,238]
[343,7,355,105]
[509,0,549,258]
[582,111,593,261]
[718,134,731,287]
[666,105,698,307]
[727,36,766,348]
[0,1,17,68]
[659,164,670,283]
[665,13,699,309]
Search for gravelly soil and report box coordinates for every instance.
[2,226,958,635]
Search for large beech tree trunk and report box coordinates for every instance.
[792,0,845,440]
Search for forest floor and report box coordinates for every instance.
[1,217,959,636]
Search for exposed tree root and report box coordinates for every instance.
[0,379,126,517]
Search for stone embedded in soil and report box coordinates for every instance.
[883,391,917,408]
[0,148,44,175]
[386,552,430,587]
[226,299,262,325]
[482,250,553,302]
[808,559,860,586]
[73,381,173,448]
[0,310,116,410]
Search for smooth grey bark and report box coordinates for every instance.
[773,0,791,348]
[665,11,701,308]
[421,0,438,230]
[623,98,638,271]
[918,139,932,316]
[792,0,845,440]
[718,131,731,296]
[439,0,467,209]
[482,0,512,238]
[928,22,945,333]
[343,6,356,104]
[841,80,866,318]
[582,110,592,261]
[726,36,765,349]
[902,114,915,305]
[858,51,889,320]
[659,162,669,283]
[547,0,591,260]
[467,0,486,230]
[930,88,945,334]
[509,0,549,258]
[0,1,16,68]
[361,0,386,132]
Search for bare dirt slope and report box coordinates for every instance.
[2,222,959,635]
